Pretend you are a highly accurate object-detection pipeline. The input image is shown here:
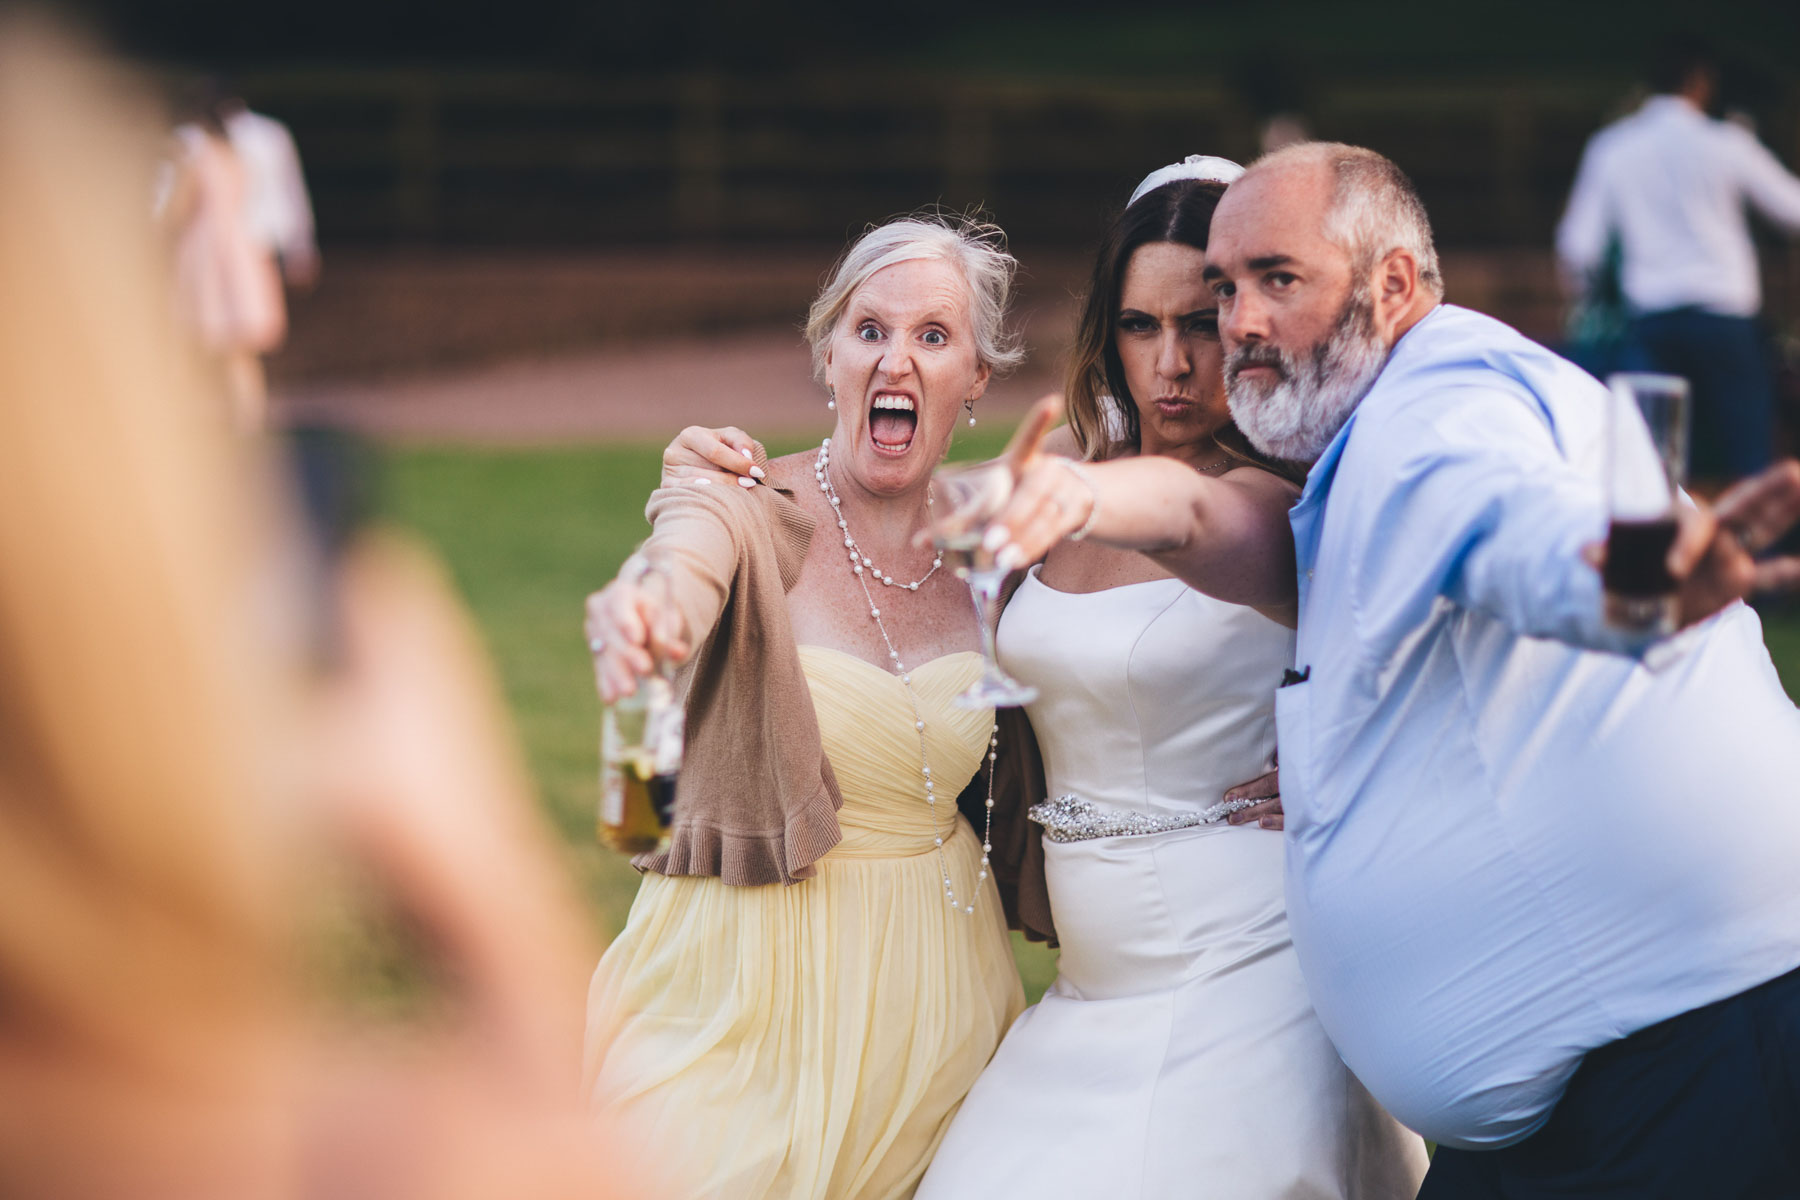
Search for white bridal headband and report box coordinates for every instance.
[1127,154,1246,207]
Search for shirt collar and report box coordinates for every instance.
[1641,93,1703,120]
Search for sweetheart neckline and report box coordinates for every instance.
[796,644,983,677]
[1023,562,1184,598]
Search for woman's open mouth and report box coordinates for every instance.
[868,392,918,455]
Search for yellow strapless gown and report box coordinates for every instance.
[584,648,1025,1200]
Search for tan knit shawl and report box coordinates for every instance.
[626,468,1059,943]
[628,475,843,886]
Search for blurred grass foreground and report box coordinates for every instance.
[376,433,1800,1004]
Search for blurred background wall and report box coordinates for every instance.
[65,0,1800,392]
[42,0,1800,987]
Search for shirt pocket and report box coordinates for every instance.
[1273,678,1314,822]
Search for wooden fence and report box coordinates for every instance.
[235,67,1800,250]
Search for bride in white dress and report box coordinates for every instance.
[915,159,1426,1198]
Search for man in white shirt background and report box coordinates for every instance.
[1557,35,1800,489]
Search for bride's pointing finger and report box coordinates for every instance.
[999,394,1065,480]
[992,458,1085,570]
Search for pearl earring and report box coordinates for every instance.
[964,398,977,427]
[827,386,836,411]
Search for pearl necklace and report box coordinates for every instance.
[815,438,997,917]
[813,440,945,590]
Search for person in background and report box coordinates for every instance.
[219,83,321,291]
[163,81,288,428]
[1235,50,1313,157]
[1556,33,1800,489]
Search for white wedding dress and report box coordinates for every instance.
[917,567,1426,1199]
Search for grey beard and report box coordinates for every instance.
[1225,289,1390,463]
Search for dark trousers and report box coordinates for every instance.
[1417,964,1800,1199]
[1627,309,1775,481]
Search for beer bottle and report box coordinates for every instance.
[598,557,682,855]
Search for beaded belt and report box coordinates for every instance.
[1027,794,1263,844]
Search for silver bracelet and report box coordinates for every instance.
[1059,458,1100,541]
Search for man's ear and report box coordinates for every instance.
[1373,248,1421,337]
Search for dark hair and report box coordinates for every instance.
[1062,179,1306,483]
[173,75,233,136]
[1065,179,1221,458]
[1649,33,1717,95]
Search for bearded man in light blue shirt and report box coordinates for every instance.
[1215,142,1800,1198]
[990,140,1800,1197]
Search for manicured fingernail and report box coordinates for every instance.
[692,477,713,486]
[740,447,756,461]
[749,466,766,480]
[996,545,1023,572]
[982,525,1010,552]
[738,476,758,488]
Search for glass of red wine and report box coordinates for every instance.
[1603,372,1690,635]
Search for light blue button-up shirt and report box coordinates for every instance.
[1279,304,1800,1151]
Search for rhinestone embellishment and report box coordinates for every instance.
[1027,794,1264,844]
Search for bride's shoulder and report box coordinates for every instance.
[1222,462,1303,499]
[1042,424,1082,460]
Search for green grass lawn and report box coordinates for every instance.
[376,437,1800,1006]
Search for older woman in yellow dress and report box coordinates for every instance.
[581,215,1027,1200]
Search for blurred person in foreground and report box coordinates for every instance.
[0,21,646,1199]
[582,214,1028,1199]
[1557,33,1800,490]
[982,141,1800,1197]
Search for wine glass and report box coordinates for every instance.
[928,460,1039,709]
[1603,372,1689,635]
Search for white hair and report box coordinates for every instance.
[805,213,1025,384]
[1259,142,1445,297]
[1224,277,1390,462]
